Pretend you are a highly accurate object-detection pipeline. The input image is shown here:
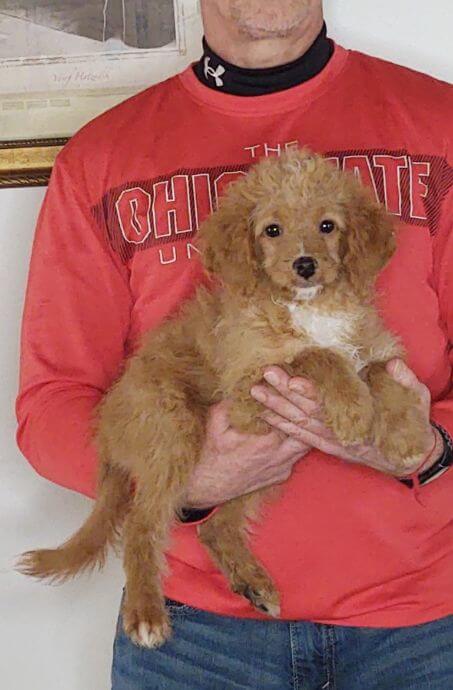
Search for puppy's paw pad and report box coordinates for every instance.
[122,600,171,648]
[127,620,171,648]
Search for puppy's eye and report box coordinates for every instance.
[320,219,335,234]
[264,224,282,238]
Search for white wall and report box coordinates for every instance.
[0,187,125,690]
[326,0,452,83]
[1,3,451,689]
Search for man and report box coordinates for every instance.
[16,1,453,688]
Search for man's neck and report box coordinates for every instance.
[194,25,333,97]
[202,6,324,69]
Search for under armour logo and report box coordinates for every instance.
[204,57,225,88]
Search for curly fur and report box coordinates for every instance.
[17,149,430,648]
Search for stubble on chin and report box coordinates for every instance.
[229,0,313,39]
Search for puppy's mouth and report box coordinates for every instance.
[292,271,325,300]
[293,275,323,289]
[292,283,324,301]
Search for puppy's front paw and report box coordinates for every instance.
[375,418,428,472]
[122,594,171,648]
[373,385,429,471]
[324,384,374,446]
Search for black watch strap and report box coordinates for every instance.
[399,422,453,488]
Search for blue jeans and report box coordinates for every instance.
[111,598,453,689]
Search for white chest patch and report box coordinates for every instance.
[287,303,365,370]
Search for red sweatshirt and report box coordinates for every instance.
[16,43,453,627]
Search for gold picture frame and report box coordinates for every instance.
[0,138,68,188]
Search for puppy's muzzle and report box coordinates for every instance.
[293,256,317,280]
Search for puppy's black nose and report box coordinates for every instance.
[293,256,317,279]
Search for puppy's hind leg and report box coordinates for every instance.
[121,400,205,649]
[198,490,280,617]
[121,491,174,649]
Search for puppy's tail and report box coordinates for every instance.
[16,463,132,583]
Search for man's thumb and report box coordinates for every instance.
[386,358,418,389]
[207,399,232,434]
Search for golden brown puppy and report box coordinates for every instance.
[18,149,430,648]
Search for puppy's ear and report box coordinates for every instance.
[197,185,259,295]
[342,186,396,299]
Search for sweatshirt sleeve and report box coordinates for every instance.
[430,182,453,437]
[15,150,133,499]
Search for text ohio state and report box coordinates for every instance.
[105,150,446,265]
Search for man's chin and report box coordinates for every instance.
[230,1,309,40]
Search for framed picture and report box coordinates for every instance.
[0,0,201,187]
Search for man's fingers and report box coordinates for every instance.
[251,383,320,422]
[288,376,317,400]
[251,384,306,422]
[277,435,311,458]
[261,411,373,463]
[207,399,234,434]
[261,411,335,440]
[261,410,335,442]
[261,366,319,411]
[208,399,276,443]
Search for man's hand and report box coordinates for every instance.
[251,358,443,478]
[184,400,310,510]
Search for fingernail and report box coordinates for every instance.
[251,386,266,402]
[391,358,404,374]
[264,371,278,385]
[396,360,406,374]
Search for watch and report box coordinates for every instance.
[398,422,453,488]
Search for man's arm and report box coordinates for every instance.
[15,149,132,498]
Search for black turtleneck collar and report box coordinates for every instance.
[193,23,333,97]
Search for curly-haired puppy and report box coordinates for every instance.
[18,149,429,648]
